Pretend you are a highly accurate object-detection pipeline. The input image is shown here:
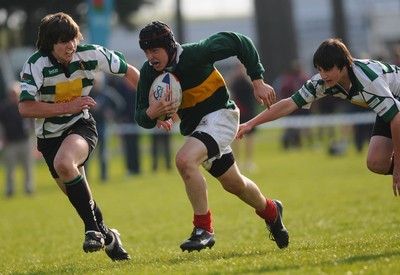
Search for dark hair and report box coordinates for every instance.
[139,21,176,63]
[36,12,83,54]
[313,38,353,70]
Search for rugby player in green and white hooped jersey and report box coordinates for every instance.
[18,12,140,261]
[238,38,400,197]
[135,21,289,252]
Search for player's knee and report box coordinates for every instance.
[222,180,245,195]
[366,157,389,174]
[53,157,72,177]
[175,151,192,175]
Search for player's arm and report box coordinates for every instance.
[124,64,140,90]
[135,67,157,128]
[19,97,96,118]
[390,113,400,196]
[252,79,276,109]
[236,97,299,139]
[220,33,276,108]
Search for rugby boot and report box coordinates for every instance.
[105,228,131,261]
[180,227,215,252]
[265,200,289,249]
[83,231,105,253]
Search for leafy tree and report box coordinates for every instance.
[0,0,152,48]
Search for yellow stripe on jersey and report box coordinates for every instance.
[180,69,226,109]
[350,99,369,108]
[55,78,83,104]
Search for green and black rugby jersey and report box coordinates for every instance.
[292,59,400,123]
[20,44,128,138]
[135,32,265,136]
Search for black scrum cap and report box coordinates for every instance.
[139,21,176,60]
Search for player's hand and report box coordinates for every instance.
[393,178,400,196]
[236,122,253,139]
[65,96,96,114]
[147,88,178,120]
[392,169,400,196]
[156,118,173,132]
[252,79,276,109]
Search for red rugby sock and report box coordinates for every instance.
[255,198,277,223]
[193,209,213,233]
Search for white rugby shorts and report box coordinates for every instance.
[190,108,239,170]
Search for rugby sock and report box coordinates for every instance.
[193,209,213,233]
[64,175,99,232]
[80,175,113,243]
[255,198,277,223]
[92,201,113,245]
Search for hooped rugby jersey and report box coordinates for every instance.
[135,32,265,136]
[20,44,128,138]
[292,59,400,122]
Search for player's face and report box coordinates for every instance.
[144,48,169,71]
[317,65,345,88]
[52,38,78,66]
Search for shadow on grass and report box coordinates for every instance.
[149,244,400,274]
[8,260,130,275]
[7,249,400,274]
[241,250,400,274]
[340,251,400,264]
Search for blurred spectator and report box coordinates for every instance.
[229,62,258,172]
[0,81,34,197]
[86,72,126,181]
[313,94,345,153]
[109,76,141,175]
[275,59,311,149]
[151,131,172,172]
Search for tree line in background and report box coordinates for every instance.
[255,0,346,83]
[0,0,346,84]
[0,0,151,49]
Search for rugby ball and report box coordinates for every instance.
[151,72,182,121]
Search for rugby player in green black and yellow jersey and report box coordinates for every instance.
[135,21,289,252]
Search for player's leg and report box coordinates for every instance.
[75,117,130,260]
[366,116,393,175]
[176,136,209,215]
[54,134,105,252]
[53,132,130,260]
[215,156,289,249]
[367,136,393,174]
[176,136,214,252]
[217,161,265,210]
[177,108,243,252]
[55,178,67,194]
[80,169,130,261]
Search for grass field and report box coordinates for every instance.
[1,129,399,274]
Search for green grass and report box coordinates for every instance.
[1,129,399,274]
